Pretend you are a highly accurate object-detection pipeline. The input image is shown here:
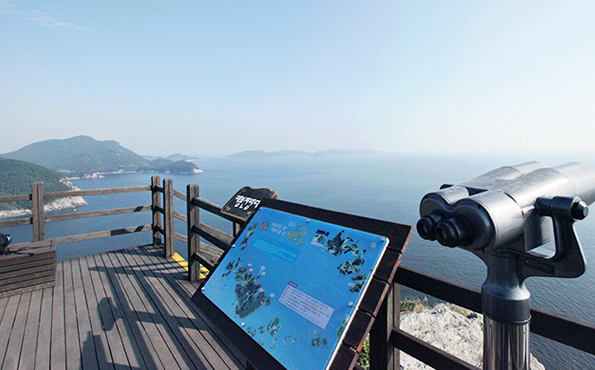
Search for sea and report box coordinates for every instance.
[2,152,595,369]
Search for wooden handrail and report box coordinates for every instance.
[3,176,594,370]
[178,184,595,369]
[173,188,186,201]
[390,328,479,370]
[174,232,187,243]
[395,266,482,312]
[53,224,152,244]
[173,210,186,222]
[0,194,30,203]
[0,177,161,248]
[0,218,31,228]
[191,223,233,252]
[530,307,595,355]
[44,185,151,199]
[192,197,242,224]
[45,205,152,223]
[393,265,595,356]
[191,251,215,271]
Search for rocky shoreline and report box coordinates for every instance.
[399,303,545,369]
[0,179,87,219]
[0,167,204,218]
[0,195,87,219]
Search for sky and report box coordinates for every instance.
[1,1,595,157]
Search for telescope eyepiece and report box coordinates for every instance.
[417,212,473,248]
[417,215,438,240]
[434,216,473,248]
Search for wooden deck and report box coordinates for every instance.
[0,244,248,370]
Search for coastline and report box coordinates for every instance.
[0,178,87,219]
[64,168,203,180]
[0,195,88,219]
[0,168,205,218]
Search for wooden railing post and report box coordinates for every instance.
[233,222,242,236]
[163,178,174,258]
[187,184,200,282]
[31,182,45,242]
[151,175,162,246]
[369,282,400,370]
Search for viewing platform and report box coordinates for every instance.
[0,244,248,370]
[1,176,594,370]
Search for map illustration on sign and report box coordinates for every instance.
[201,207,389,370]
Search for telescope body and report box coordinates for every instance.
[417,161,595,370]
[418,162,595,254]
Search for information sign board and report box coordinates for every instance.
[198,204,393,370]
[221,186,278,222]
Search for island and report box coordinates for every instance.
[1,135,202,177]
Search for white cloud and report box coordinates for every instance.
[5,7,91,32]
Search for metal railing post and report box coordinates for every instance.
[187,184,200,282]
[31,182,45,242]
[163,178,174,258]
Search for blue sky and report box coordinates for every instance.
[2,1,594,157]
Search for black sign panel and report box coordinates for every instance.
[221,186,278,222]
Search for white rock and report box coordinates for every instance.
[0,180,87,219]
[399,304,545,370]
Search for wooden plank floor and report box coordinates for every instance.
[0,245,248,370]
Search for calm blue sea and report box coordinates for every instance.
[3,152,595,369]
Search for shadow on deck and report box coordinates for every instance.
[0,245,248,370]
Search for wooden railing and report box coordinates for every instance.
[389,267,595,369]
[0,181,153,247]
[177,181,595,370]
[2,177,594,369]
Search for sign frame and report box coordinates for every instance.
[192,198,412,370]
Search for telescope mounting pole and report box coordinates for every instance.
[481,251,531,370]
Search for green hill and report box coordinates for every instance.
[159,160,201,173]
[2,136,200,175]
[0,158,72,211]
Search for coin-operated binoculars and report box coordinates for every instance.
[417,162,595,370]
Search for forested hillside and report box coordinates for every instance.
[0,158,71,211]
[2,135,200,175]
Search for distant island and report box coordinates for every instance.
[1,135,202,177]
[230,148,381,158]
[143,153,201,163]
